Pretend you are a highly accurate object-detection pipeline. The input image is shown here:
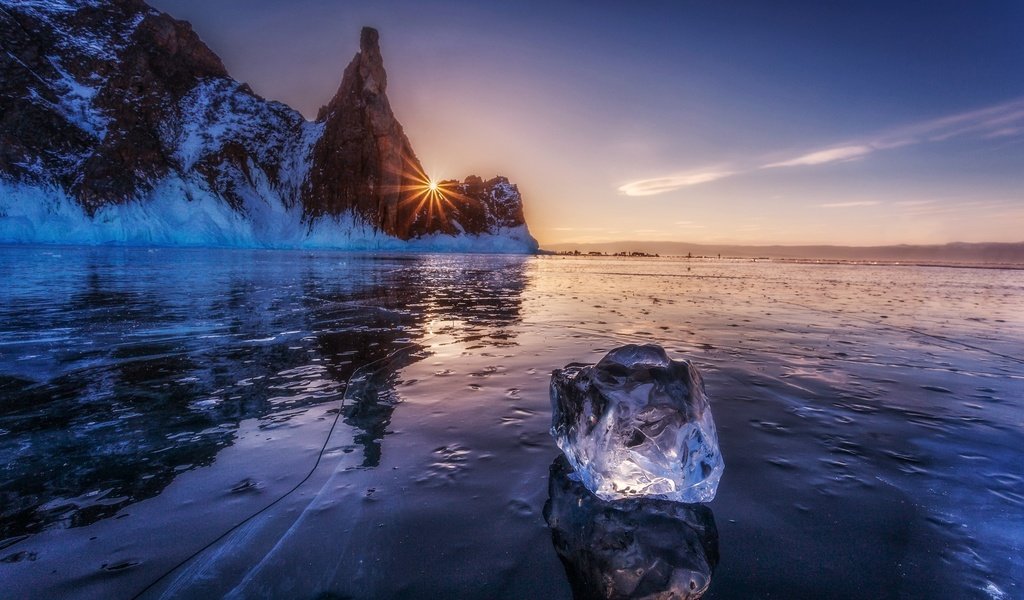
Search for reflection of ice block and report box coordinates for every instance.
[550,344,724,502]
[544,456,720,599]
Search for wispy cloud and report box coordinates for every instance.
[894,199,934,207]
[762,97,1024,170]
[762,145,872,168]
[984,127,1023,139]
[888,97,1024,144]
[617,96,1024,196]
[819,200,880,208]
[618,169,734,197]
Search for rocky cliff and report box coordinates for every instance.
[0,0,537,252]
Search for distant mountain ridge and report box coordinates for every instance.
[0,0,537,252]
[544,241,1024,265]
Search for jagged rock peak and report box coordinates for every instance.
[301,27,532,244]
[315,26,386,121]
[361,25,380,49]
[358,27,385,94]
[303,26,426,236]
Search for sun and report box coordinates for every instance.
[392,163,474,231]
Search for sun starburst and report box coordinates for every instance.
[377,154,481,234]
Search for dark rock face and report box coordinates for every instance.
[304,27,424,235]
[78,7,228,211]
[0,1,534,246]
[1,0,230,212]
[402,175,529,237]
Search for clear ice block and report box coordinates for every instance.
[549,344,724,502]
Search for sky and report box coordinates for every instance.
[150,0,1024,247]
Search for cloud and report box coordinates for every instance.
[886,97,1024,144]
[616,96,1024,197]
[819,200,880,208]
[618,169,734,197]
[984,127,1023,139]
[764,97,1024,170]
[762,145,872,168]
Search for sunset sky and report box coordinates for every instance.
[151,0,1024,247]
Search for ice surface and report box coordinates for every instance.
[550,344,724,502]
[1,252,1021,598]
[544,456,719,599]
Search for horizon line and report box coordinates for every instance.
[540,239,1024,249]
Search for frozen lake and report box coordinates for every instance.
[0,247,1021,599]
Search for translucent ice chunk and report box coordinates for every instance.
[549,344,724,502]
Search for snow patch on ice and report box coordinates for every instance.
[1,0,145,62]
[45,56,109,139]
[11,156,47,179]
[165,78,316,205]
[168,79,302,171]
[280,121,325,195]
[0,0,103,16]
[491,180,519,206]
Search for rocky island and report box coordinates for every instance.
[0,0,537,252]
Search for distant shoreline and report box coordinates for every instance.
[541,251,1024,270]
[542,240,1024,267]
[765,257,1024,271]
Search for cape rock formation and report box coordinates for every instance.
[0,0,537,252]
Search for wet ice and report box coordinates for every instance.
[3,249,1021,599]
[549,344,724,503]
